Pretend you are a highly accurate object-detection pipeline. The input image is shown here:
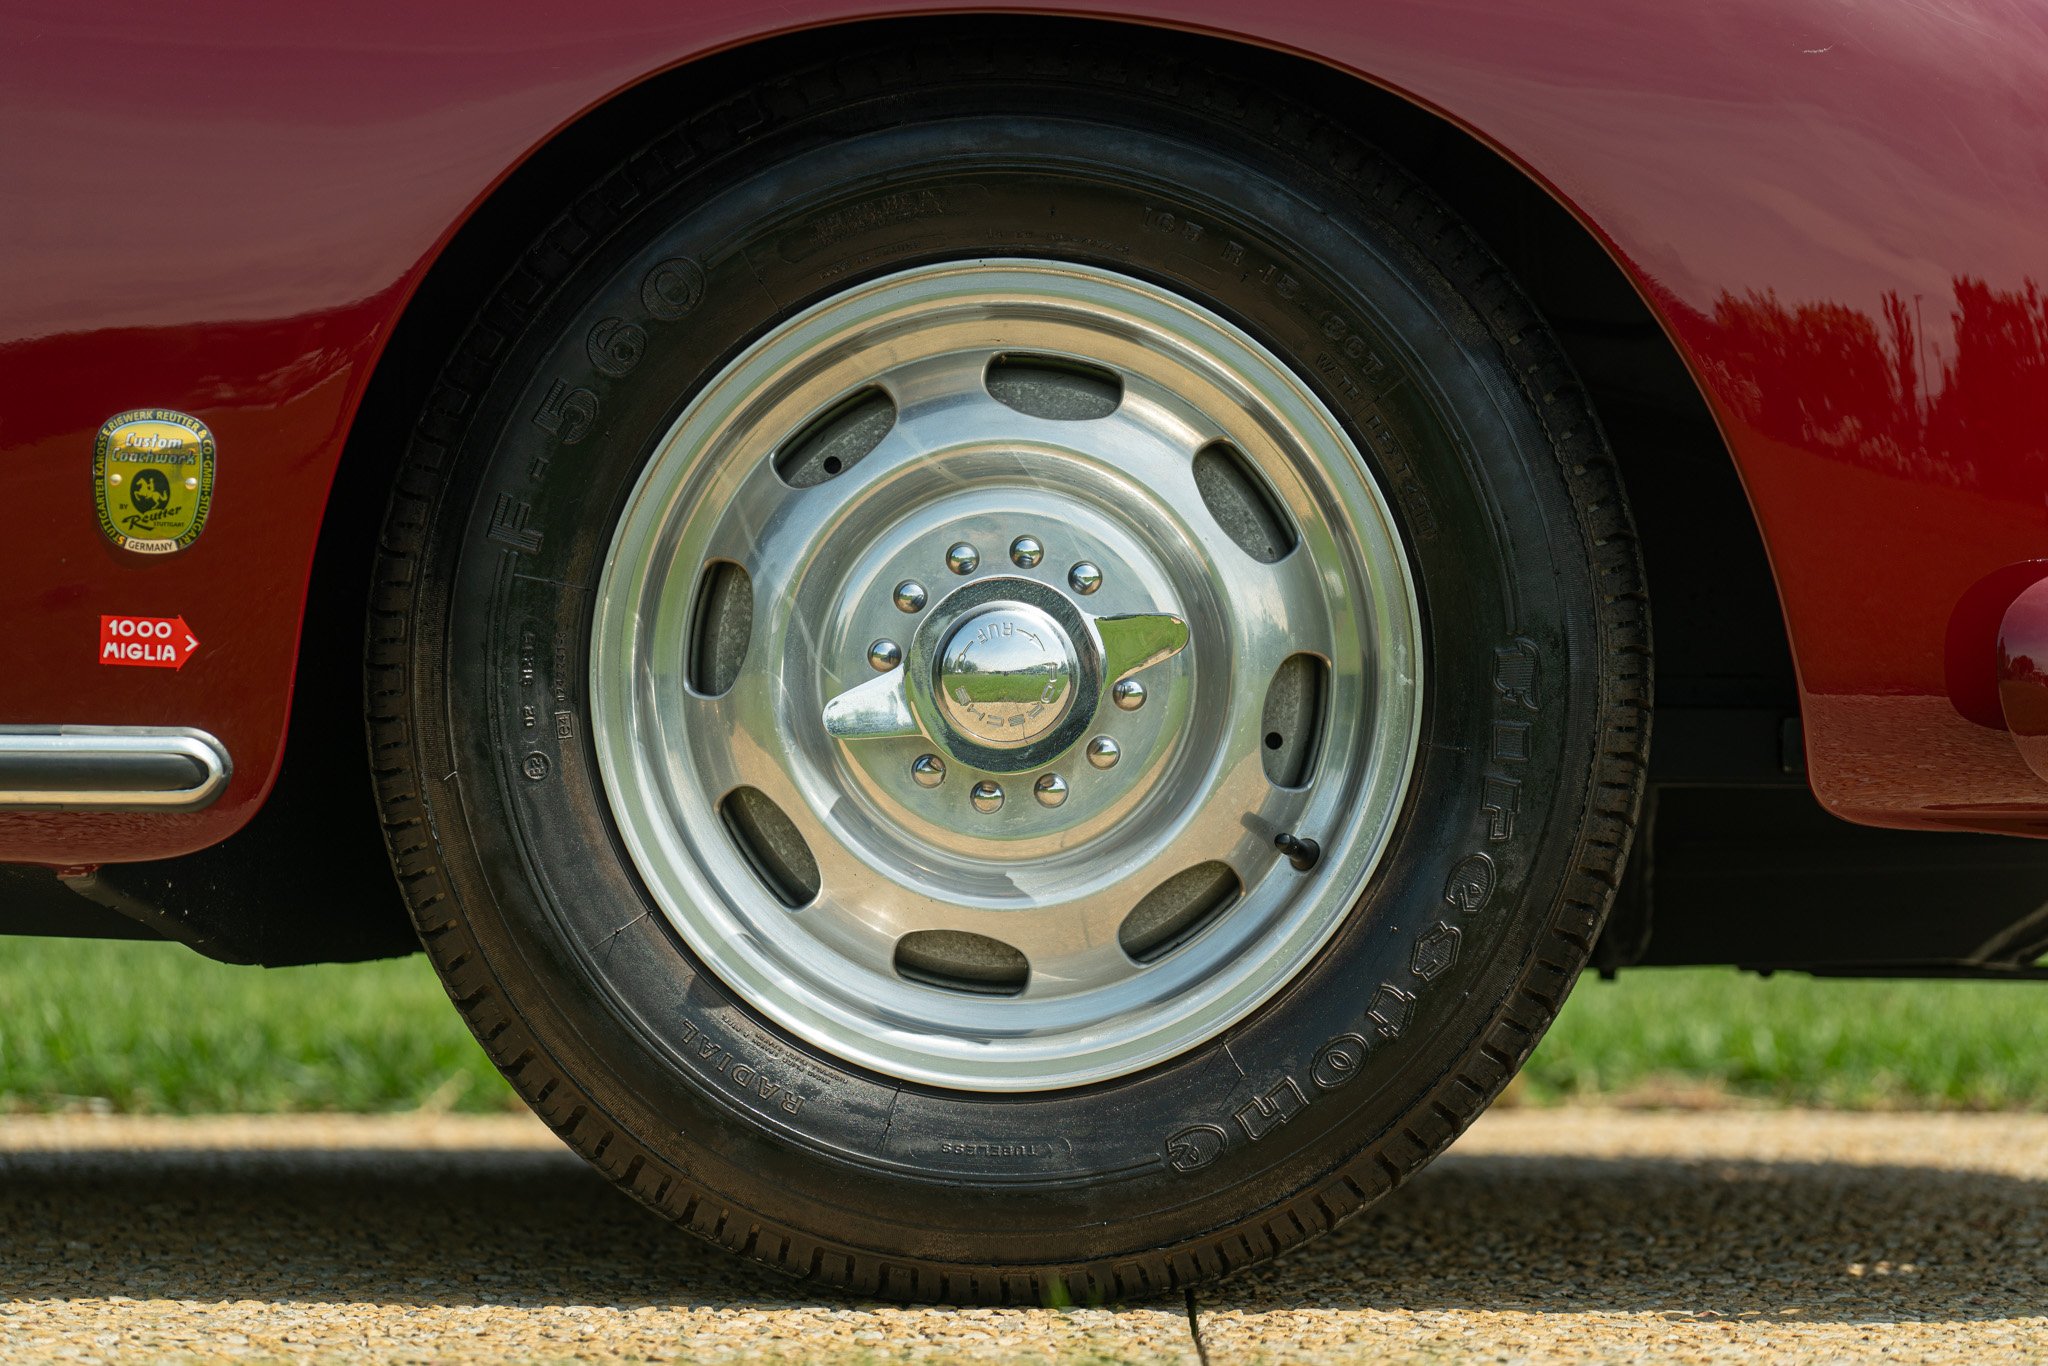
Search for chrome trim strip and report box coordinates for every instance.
[0,726,231,811]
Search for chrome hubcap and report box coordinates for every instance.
[823,571,1189,774]
[935,603,1078,748]
[591,259,1422,1091]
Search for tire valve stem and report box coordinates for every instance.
[1274,832,1321,872]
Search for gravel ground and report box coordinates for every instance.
[0,1108,2041,1363]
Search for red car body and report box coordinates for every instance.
[5,0,2048,871]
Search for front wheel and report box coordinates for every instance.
[369,39,1647,1301]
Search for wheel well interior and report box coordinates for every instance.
[246,14,1797,964]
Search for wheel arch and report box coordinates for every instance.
[239,12,1789,964]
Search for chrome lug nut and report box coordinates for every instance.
[1009,535,1044,568]
[892,580,928,613]
[910,754,946,788]
[946,542,980,575]
[1112,679,1147,711]
[1068,561,1103,595]
[1033,773,1069,808]
[1086,736,1121,769]
[867,638,903,672]
[970,780,1005,813]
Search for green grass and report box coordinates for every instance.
[0,937,2043,1113]
[0,937,514,1114]
[1523,967,2048,1110]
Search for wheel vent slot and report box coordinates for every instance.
[894,930,1030,995]
[1193,441,1297,563]
[1261,653,1328,789]
[774,387,896,488]
[719,787,820,908]
[1120,862,1242,963]
[687,560,753,697]
[985,354,1122,420]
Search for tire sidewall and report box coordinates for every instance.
[415,108,1602,1263]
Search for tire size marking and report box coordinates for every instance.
[1162,635,1545,1173]
[1356,407,1439,541]
[1139,206,1208,247]
[586,317,647,379]
[518,626,538,688]
[487,493,543,554]
[640,257,705,321]
[501,258,708,555]
[551,629,574,712]
[1138,204,1438,539]
[1138,205,1391,387]
[809,189,951,250]
[533,379,598,445]
[508,621,580,778]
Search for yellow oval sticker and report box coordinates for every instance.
[93,409,216,554]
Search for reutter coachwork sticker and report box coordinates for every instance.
[93,409,215,554]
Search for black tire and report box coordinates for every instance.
[368,36,1647,1302]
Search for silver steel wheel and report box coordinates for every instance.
[591,259,1422,1091]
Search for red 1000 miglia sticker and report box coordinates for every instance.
[99,615,200,669]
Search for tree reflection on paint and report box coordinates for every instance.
[1678,277,2048,494]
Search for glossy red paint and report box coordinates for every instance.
[5,0,2048,863]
